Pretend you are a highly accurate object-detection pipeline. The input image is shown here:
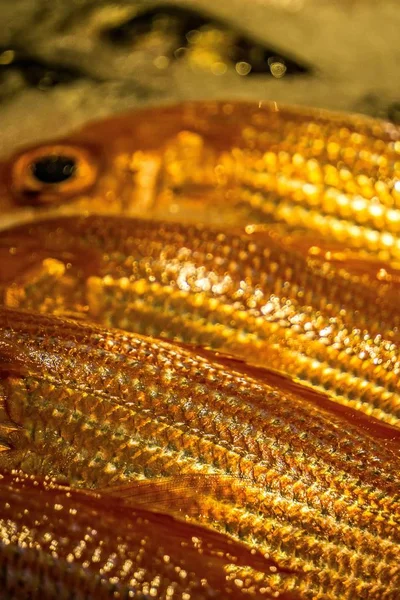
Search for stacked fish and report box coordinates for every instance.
[0,102,399,599]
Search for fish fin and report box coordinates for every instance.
[49,310,92,322]
[250,360,400,456]
[243,225,400,290]
[246,366,400,456]
[0,334,40,379]
[98,474,298,578]
[0,340,31,379]
[168,341,400,458]
[305,247,400,297]
[99,473,229,513]
[0,333,38,449]
[0,390,20,452]
[0,222,102,307]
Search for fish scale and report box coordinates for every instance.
[0,308,400,599]
[1,101,400,599]
[0,470,278,600]
[1,216,400,426]
[0,102,399,256]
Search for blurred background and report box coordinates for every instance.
[0,0,399,155]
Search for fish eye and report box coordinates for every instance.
[11,144,98,205]
[31,155,77,184]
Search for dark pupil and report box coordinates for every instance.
[31,156,76,184]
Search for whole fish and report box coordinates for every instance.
[1,101,399,262]
[1,215,400,427]
[0,307,399,599]
[0,469,280,600]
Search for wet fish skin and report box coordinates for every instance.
[0,469,279,600]
[1,101,399,261]
[0,307,400,600]
[1,99,400,600]
[1,215,400,427]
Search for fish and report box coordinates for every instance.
[0,469,283,600]
[0,307,400,599]
[1,101,400,262]
[1,215,400,427]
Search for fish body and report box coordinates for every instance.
[1,215,400,426]
[0,101,399,261]
[0,307,400,599]
[0,469,278,600]
[1,100,400,600]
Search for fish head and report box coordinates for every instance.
[1,100,399,237]
[0,102,253,228]
[0,115,149,226]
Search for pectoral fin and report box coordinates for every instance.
[0,334,37,450]
[98,473,299,579]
